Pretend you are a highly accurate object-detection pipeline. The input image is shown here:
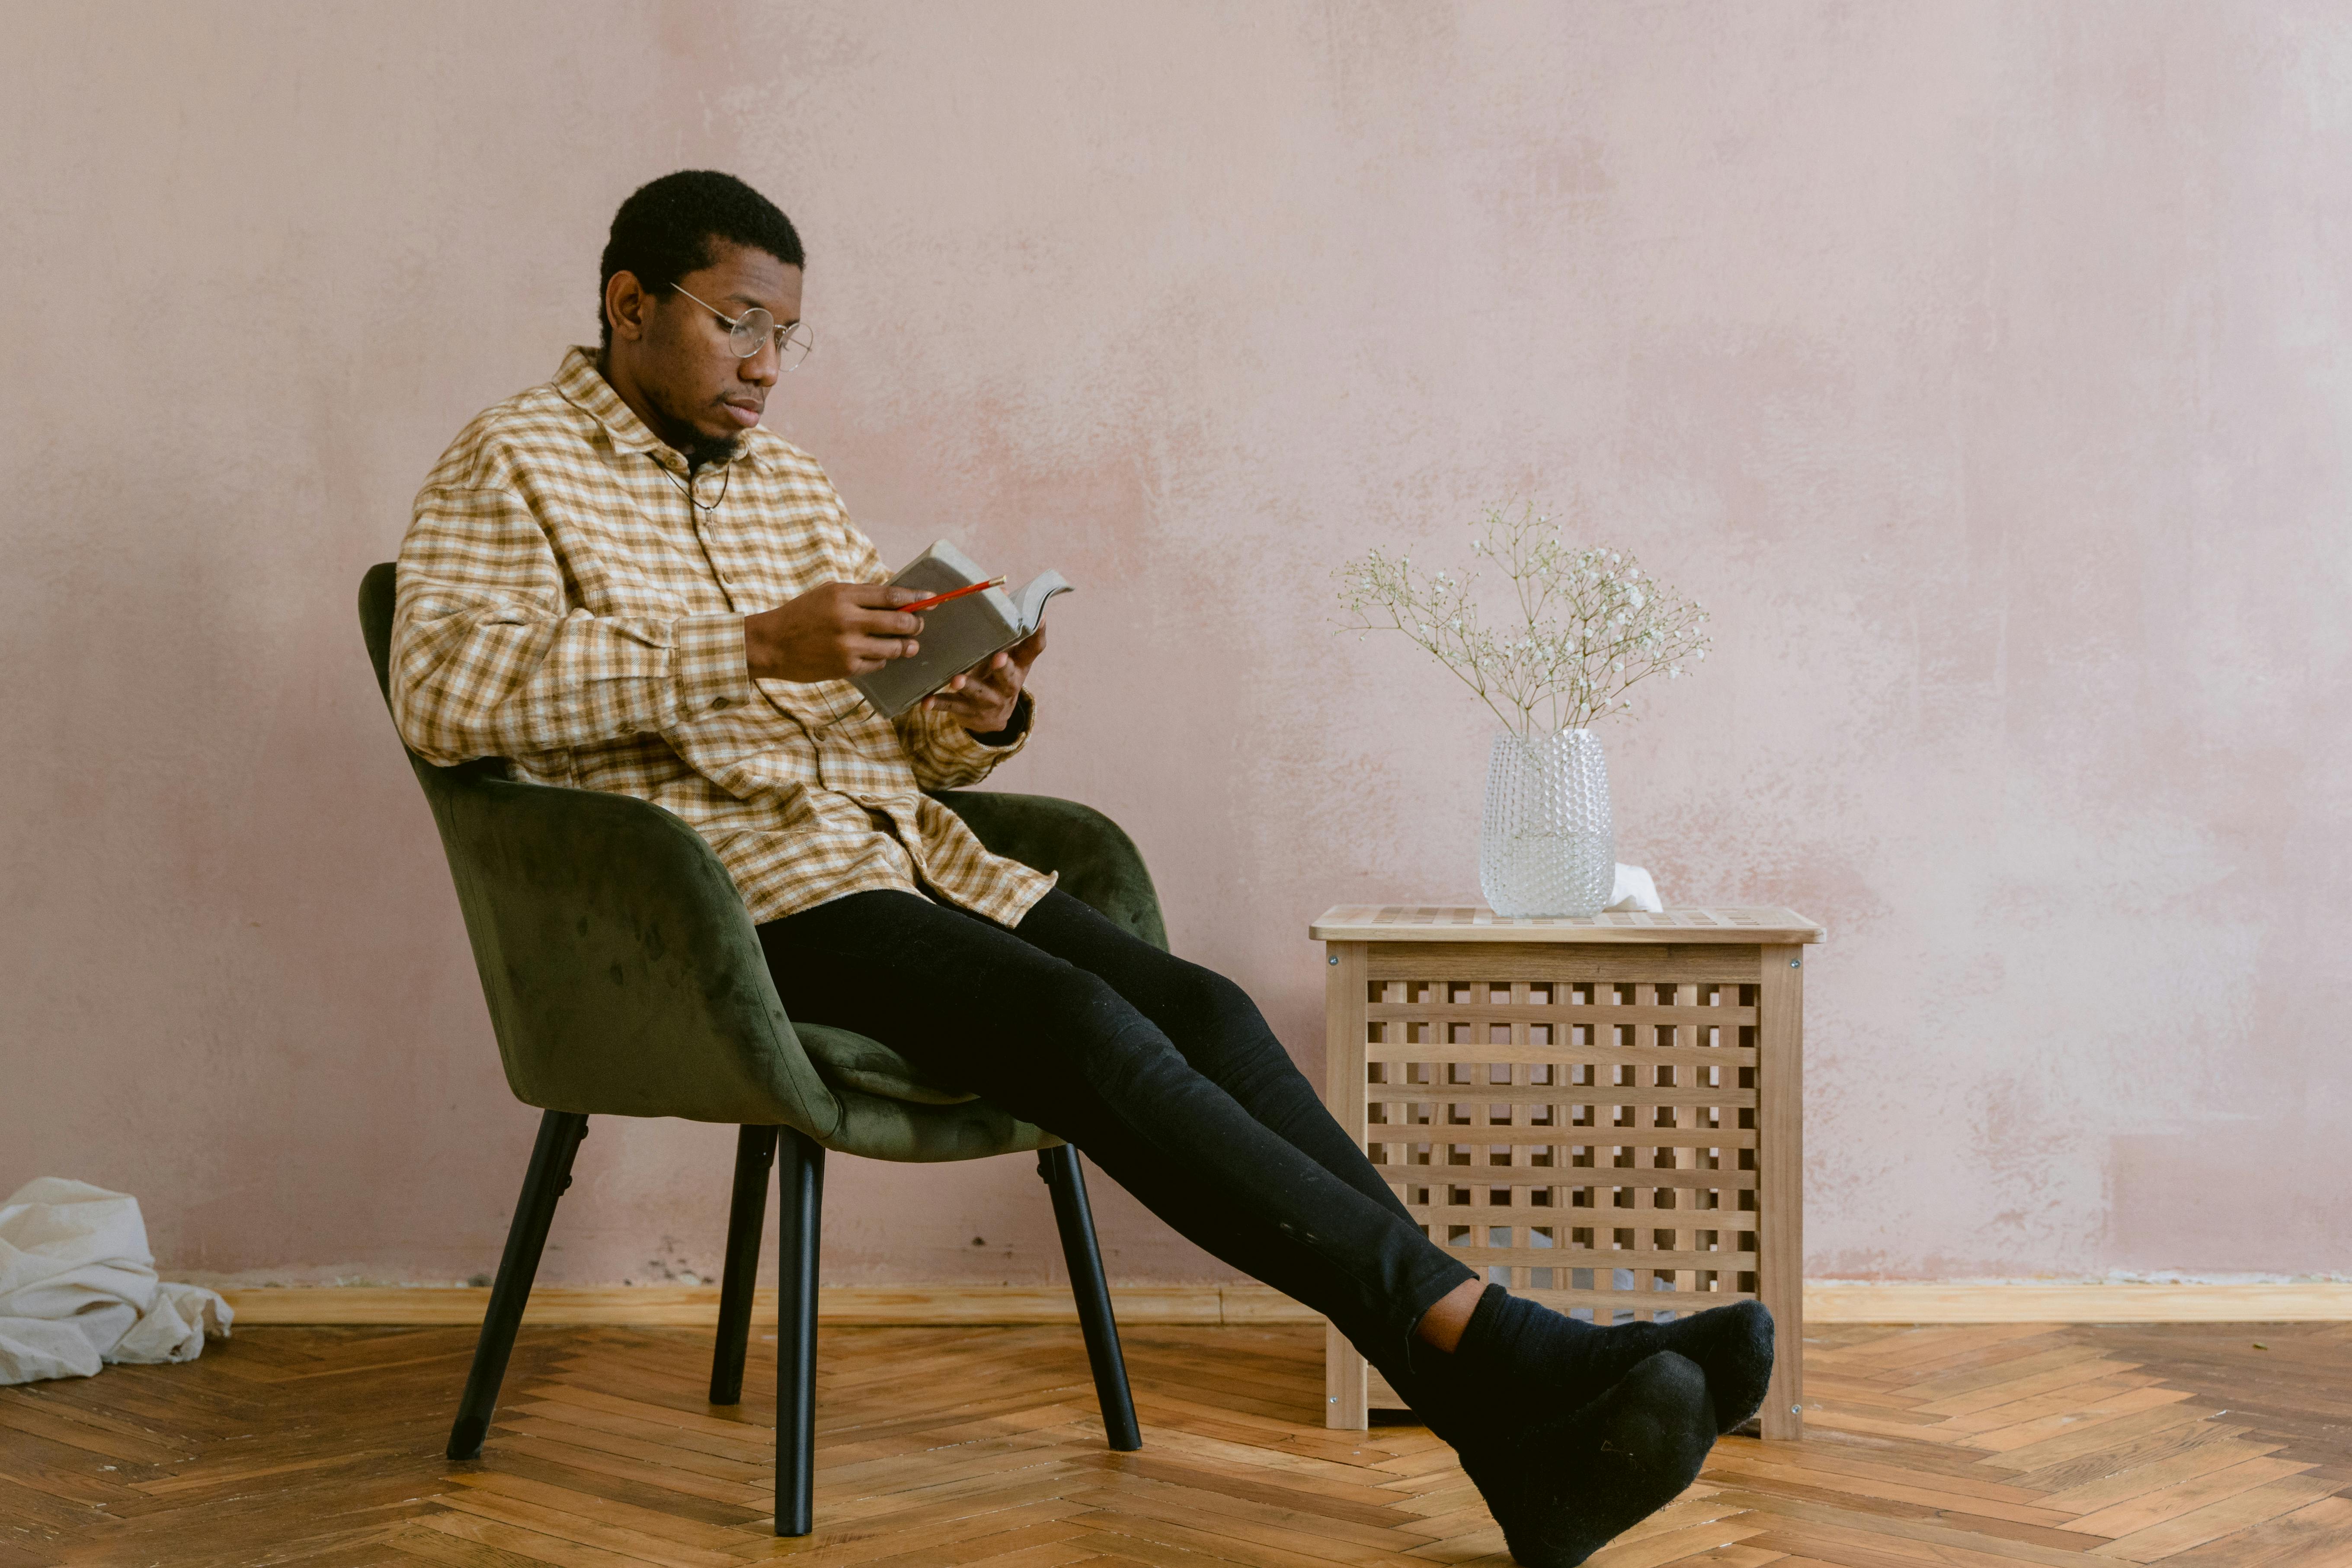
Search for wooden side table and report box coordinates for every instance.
[1312,904,1825,1439]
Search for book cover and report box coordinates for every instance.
[849,541,1072,720]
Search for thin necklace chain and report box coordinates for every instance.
[660,458,731,514]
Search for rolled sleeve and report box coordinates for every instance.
[896,688,1034,789]
[963,687,1034,750]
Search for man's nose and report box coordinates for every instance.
[740,339,781,387]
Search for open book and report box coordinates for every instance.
[849,541,1073,720]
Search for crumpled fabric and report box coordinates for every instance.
[0,1178,232,1384]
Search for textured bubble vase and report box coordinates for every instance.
[1478,729,1614,917]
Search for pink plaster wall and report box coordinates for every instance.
[3,2,2344,1289]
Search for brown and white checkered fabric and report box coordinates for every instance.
[390,347,1053,926]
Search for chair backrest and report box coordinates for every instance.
[359,564,840,1133]
[928,790,1167,952]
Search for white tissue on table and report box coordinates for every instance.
[1606,863,1663,912]
[0,1178,233,1385]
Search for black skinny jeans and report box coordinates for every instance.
[756,887,1475,1382]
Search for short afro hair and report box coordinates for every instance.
[598,170,805,347]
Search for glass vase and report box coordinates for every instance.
[1479,729,1614,917]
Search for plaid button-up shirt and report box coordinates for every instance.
[390,347,1054,927]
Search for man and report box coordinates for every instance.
[391,170,1771,1568]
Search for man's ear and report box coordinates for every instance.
[604,269,650,344]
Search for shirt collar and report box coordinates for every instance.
[554,346,772,473]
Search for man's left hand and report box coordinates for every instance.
[922,624,1046,735]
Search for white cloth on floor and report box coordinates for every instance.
[0,1178,232,1385]
[1605,863,1664,912]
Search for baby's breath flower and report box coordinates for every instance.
[1331,502,1714,734]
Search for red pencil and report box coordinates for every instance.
[896,576,1006,614]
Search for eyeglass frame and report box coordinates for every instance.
[669,283,815,368]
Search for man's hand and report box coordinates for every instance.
[745,582,929,681]
[922,624,1046,735]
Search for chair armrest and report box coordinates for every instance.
[929,790,1168,950]
[416,758,842,1135]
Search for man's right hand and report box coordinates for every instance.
[744,582,928,681]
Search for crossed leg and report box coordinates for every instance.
[758,888,1758,1565]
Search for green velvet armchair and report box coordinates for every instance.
[358,563,1158,1534]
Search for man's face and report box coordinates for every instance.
[611,241,803,453]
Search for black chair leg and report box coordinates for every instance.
[446,1110,589,1460]
[710,1125,780,1405]
[1038,1145,1142,1451]
[774,1128,826,1536]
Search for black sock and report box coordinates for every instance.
[1455,1285,1774,1436]
[1455,1349,1716,1568]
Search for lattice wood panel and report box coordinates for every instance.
[1362,973,1760,1322]
[1317,913,1816,1439]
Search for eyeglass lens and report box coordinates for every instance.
[726,309,814,369]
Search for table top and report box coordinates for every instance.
[1309,904,1827,944]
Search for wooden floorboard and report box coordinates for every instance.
[2,1321,2347,1566]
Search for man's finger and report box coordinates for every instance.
[845,582,933,609]
[846,634,919,661]
[850,608,925,637]
[929,680,991,710]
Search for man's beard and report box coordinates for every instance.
[640,384,742,471]
[683,433,741,472]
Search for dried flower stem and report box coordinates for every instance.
[1333,503,1712,735]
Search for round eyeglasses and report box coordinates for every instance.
[670,284,815,369]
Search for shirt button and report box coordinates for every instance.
[711,697,732,710]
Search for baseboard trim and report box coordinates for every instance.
[216,1280,2352,1327]
[219,1283,1317,1327]
[1806,1283,2352,1323]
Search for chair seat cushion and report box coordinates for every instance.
[794,1024,976,1105]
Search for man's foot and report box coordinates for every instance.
[1454,1286,1774,1436]
[1456,1349,1716,1567]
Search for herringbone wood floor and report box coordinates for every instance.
[3,1320,2348,1568]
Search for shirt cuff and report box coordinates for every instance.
[919,686,1034,769]
[672,612,755,717]
[966,688,1034,749]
